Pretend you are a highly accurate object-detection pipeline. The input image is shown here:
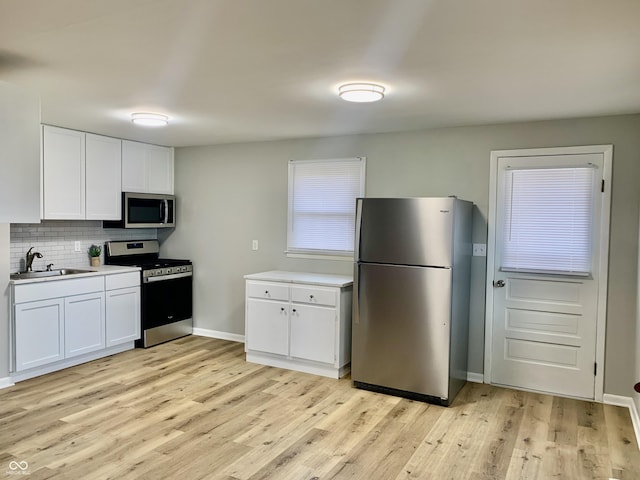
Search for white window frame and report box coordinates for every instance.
[286,157,366,260]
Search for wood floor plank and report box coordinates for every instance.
[322,396,448,480]
[502,392,553,479]
[398,382,502,480]
[603,404,640,480]
[0,336,637,480]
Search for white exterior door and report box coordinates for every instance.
[486,146,612,400]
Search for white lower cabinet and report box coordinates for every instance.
[244,271,353,379]
[14,298,65,371]
[106,286,141,347]
[11,271,140,378]
[65,292,105,358]
[290,304,336,364]
[246,299,289,355]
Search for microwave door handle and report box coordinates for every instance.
[163,199,169,224]
[159,200,165,224]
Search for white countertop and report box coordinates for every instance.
[10,265,140,285]
[244,270,353,287]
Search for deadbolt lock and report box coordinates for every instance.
[493,280,506,288]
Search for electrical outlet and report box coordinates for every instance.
[252,240,259,251]
[473,243,487,257]
[74,241,81,252]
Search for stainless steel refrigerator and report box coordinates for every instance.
[352,197,472,406]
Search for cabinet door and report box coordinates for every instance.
[42,126,85,219]
[65,292,105,358]
[122,141,174,194]
[14,298,64,371]
[86,133,122,220]
[246,299,289,355]
[121,140,147,192]
[147,145,174,194]
[290,304,336,364]
[106,286,141,346]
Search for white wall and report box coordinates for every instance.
[0,224,10,379]
[0,82,40,223]
[160,113,640,397]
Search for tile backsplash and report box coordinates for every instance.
[10,221,157,273]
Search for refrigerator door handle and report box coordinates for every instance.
[353,264,360,325]
[354,199,363,261]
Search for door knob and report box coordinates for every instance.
[493,280,506,288]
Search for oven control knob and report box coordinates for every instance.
[148,271,154,276]
[166,268,172,275]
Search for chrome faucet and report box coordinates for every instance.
[25,247,43,272]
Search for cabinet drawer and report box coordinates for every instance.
[105,272,140,290]
[247,282,289,301]
[291,285,336,307]
[14,276,105,304]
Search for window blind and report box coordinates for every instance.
[287,157,365,256]
[501,166,595,275]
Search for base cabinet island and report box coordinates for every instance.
[244,271,353,379]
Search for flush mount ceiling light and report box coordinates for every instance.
[338,83,385,103]
[131,112,169,127]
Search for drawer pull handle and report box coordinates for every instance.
[280,307,285,312]
[292,308,297,313]
[309,295,314,299]
[265,290,269,295]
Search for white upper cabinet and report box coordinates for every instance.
[122,140,174,194]
[42,126,86,219]
[85,133,121,220]
[121,140,146,192]
[42,126,122,220]
[0,81,41,223]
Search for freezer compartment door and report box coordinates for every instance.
[356,197,455,267]
[352,263,452,399]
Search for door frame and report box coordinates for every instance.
[484,144,613,402]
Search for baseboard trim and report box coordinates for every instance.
[467,372,484,383]
[10,343,134,383]
[0,377,15,390]
[603,394,640,449]
[193,327,245,344]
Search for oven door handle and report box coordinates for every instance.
[144,272,193,283]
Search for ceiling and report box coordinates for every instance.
[1,0,639,147]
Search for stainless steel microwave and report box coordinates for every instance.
[104,192,176,229]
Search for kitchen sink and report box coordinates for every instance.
[10,268,94,280]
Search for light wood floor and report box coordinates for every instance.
[1,336,638,479]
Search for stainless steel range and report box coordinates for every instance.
[105,240,193,348]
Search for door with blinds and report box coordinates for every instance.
[486,146,612,400]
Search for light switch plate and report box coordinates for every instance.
[74,241,81,252]
[473,243,487,257]
[252,240,259,251]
